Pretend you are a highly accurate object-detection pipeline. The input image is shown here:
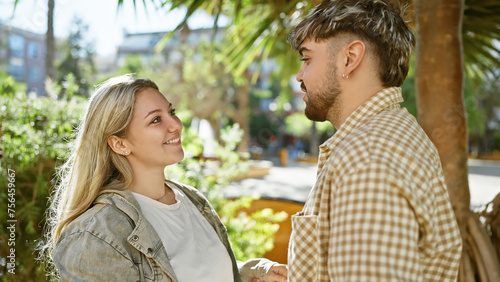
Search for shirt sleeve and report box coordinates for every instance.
[53,231,140,282]
[328,161,422,281]
[238,258,278,282]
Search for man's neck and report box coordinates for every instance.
[331,83,385,129]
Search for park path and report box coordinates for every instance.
[225,157,500,209]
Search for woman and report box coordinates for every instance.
[43,75,287,281]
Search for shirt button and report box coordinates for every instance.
[131,235,139,241]
[147,248,154,254]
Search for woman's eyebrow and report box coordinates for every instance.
[144,109,161,119]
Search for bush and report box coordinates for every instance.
[0,90,85,280]
[0,75,285,280]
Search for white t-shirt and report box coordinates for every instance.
[132,184,233,282]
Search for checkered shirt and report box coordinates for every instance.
[288,87,462,281]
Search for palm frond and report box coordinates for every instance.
[463,0,500,76]
[11,0,20,20]
[119,0,500,81]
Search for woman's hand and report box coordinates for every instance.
[252,264,288,282]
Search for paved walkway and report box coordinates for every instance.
[468,159,500,208]
[225,157,500,209]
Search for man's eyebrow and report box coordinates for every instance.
[298,46,311,56]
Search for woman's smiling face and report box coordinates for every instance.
[123,87,184,169]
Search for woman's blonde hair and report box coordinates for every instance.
[40,74,158,273]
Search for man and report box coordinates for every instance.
[286,0,462,281]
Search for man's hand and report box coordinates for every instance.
[252,264,288,282]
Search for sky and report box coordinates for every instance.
[0,0,228,56]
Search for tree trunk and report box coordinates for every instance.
[235,82,250,153]
[415,0,468,219]
[176,23,190,83]
[414,0,500,280]
[45,0,55,80]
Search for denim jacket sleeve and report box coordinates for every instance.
[53,229,141,282]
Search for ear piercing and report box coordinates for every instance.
[123,151,128,155]
[342,73,349,79]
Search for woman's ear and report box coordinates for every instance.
[107,135,130,156]
[343,40,365,78]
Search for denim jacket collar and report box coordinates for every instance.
[95,187,178,281]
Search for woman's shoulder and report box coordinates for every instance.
[58,192,138,244]
[52,197,142,277]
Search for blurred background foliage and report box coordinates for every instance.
[0,72,85,279]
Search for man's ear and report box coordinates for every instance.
[107,135,130,155]
[342,40,366,78]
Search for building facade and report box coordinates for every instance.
[116,26,224,68]
[0,24,47,95]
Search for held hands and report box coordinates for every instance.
[252,264,288,282]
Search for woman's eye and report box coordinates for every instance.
[151,117,161,124]
[300,57,309,62]
[170,108,176,116]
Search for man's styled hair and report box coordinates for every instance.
[287,0,415,87]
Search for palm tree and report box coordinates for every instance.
[46,0,55,80]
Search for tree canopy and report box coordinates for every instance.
[120,0,500,81]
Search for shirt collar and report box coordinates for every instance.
[319,87,403,158]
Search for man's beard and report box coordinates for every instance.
[304,63,342,123]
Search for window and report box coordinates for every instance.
[29,67,39,82]
[9,59,25,80]
[27,42,39,58]
[9,34,25,58]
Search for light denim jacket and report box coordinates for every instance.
[53,180,276,281]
